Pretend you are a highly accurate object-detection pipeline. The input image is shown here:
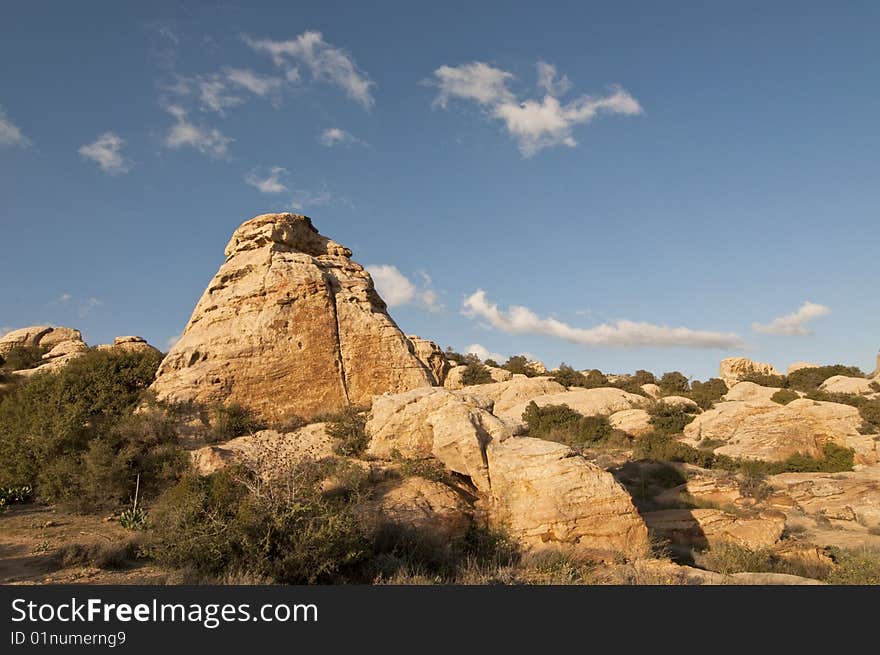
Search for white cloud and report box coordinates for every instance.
[536,60,571,97]
[78,132,131,175]
[318,127,362,147]
[428,60,642,156]
[162,104,231,158]
[466,343,505,362]
[243,31,375,108]
[0,107,30,148]
[245,167,288,194]
[77,297,103,318]
[288,189,336,212]
[462,290,744,349]
[58,293,72,303]
[752,301,831,336]
[224,68,283,97]
[366,265,442,313]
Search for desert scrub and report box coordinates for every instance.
[857,399,880,429]
[824,547,880,584]
[688,378,728,410]
[324,407,369,457]
[0,345,48,371]
[501,355,539,378]
[658,371,690,394]
[551,363,587,388]
[522,402,618,448]
[696,543,828,579]
[647,402,696,436]
[208,402,265,441]
[148,465,371,583]
[771,389,800,404]
[459,357,493,386]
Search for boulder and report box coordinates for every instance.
[682,398,875,463]
[819,375,875,396]
[190,423,336,476]
[719,357,781,388]
[723,381,786,403]
[451,376,566,418]
[97,336,162,356]
[657,395,700,412]
[484,437,650,559]
[788,361,820,375]
[406,335,449,385]
[643,509,785,551]
[366,387,512,491]
[1,326,88,376]
[609,409,653,437]
[641,383,662,399]
[150,214,434,421]
[443,364,512,390]
[769,467,880,528]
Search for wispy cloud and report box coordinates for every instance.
[78,297,103,318]
[752,301,831,336]
[0,106,30,148]
[288,188,338,212]
[427,60,642,156]
[245,167,288,194]
[466,343,505,362]
[78,132,131,175]
[317,127,363,147]
[462,290,744,349]
[162,104,231,158]
[244,31,375,108]
[366,265,443,313]
[224,68,284,98]
[57,293,73,303]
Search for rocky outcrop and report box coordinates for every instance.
[682,398,876,463]
[640,383,662,398]
[657,395,700,412]
[769,468,880,528]
[496,387,649,426]
[366,387,513,491]
[190,423,336,476]
[788,361,819,375]
[609,409,653,436]
[484,437,650,559]
[722,381,786,403]
[443,364,512,390]
[643,509,785,551]
[405,335,449,385]
[149,214,434,421]
[719,357,781,388]
[819,375,875,396]
[97,336,162,356]
[0,326,88,377]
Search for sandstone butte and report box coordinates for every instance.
[149,213,436,421]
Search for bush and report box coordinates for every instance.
[771,389,800,405]
[858,399,880,428]
[633,432,714,468]
[209,403,265,441]
[460,358,493,386]
[551,364,587,388]
[522,402,615,448]
[658,371,690,394]
[870,381,880,393]
[825,547,880,585]
[443,348,467,366]
[689,378,728,409]
[502,355,539,378]
[0,345,47,371]
[147,466,371,583]
[583,369,609,388]
[740,373,787,388]
[632,370,656,386]
[326,407,369,457]
[647,402,696,436]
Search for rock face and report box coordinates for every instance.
[788,361,819,375]
[719,357,781,387]
[722,381,786,403]
[405,335,449,385]
[819,375,875,396]
[683,398,875,463]
[495,386,649,426]
[443,364,512,390]
[643,509,785,551]
[149,214,434,421]
[769,468,880,528]
[97,336,162,356]
[0,326,88,376]
[609,409,653,437]
[484,437,649,559]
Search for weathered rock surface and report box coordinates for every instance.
[190,423,336,476]
[657,395,700,411]
[719,357,781,387]
[769,468,880,528]
[150,214,433,421]
[644,509,785,551]
[1,325,89,377]
[788,361,819,375]
[358,476,473,542]
[609,409,653,437]
[484,437,650,559]
[722,381,786,403]
[640,383,662,398]
[97,336,162,356]
[443,364,512,390]
[683,398,875,463]
[451,376,566,418]
[819,375,875,396]
[366,387,512,491]
[405,335,449,385]
[497,387,649,427]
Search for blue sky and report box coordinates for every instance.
[1,1,878,380]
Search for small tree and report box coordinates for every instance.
[552,364,587,388]
[659,371,690,394]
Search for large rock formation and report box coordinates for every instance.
[719,357,781,387]
[0,325,88,377]
[443,364,512,390]
[149,214,434,421]
[406,335,449,385]
[96,336,161,356]
[643,509,785,552]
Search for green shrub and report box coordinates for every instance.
[648,402,696,436]
[633,432,714,468]
[771,389,800,405]
[325,407,369,457]
[483,358,499,368]
[147,467,371,583]
[740,373,787,388]
[443,348,467,366]
[825,547,880,585]
[551,364,587,388]
[522,402,614,448]
[0,350,161,501]
[502,355,539,378]
[858,399,880,428]
[870,381,880,393]
[632,370,656,386]
[209,403,265,441]
[781,443,854,473]
[0,345,47,371]
[583,369,609,388]
[787,365,864,392]
[689,378,728,409]
[460,358,493,386]
[658,371,690,394]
